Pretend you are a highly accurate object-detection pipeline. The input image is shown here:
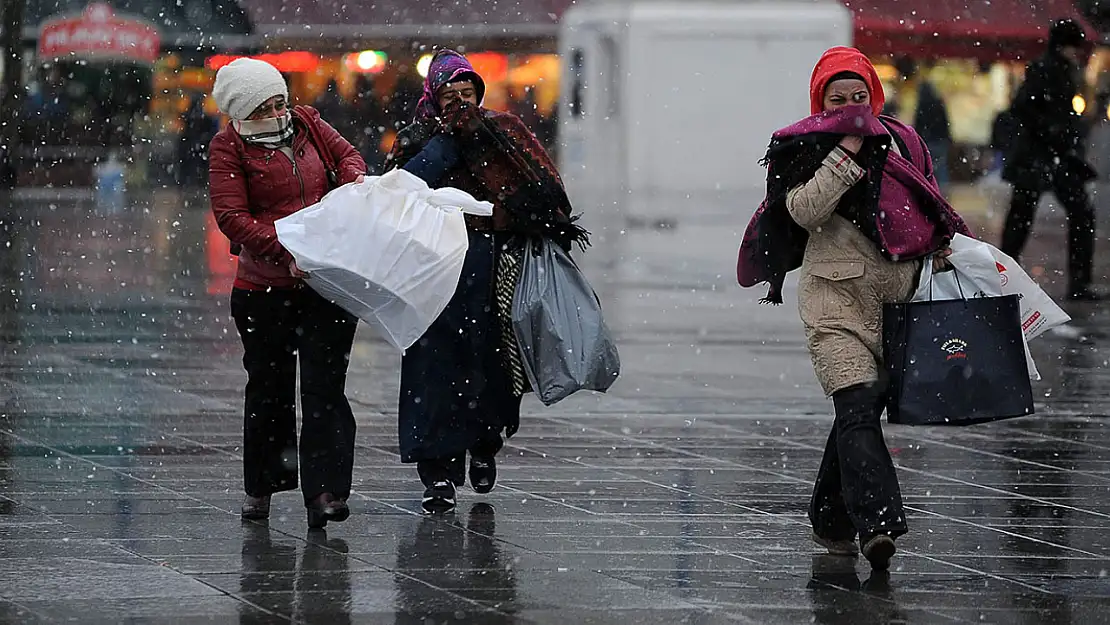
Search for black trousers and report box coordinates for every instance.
[417,436,504,488]
[230,286,358,506]
[1001,182,1095,294]
[809,382,907,543]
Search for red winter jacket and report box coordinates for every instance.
[209,105,366,290]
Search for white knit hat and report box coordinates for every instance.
[212,58,288,121]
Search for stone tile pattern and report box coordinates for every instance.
[2,189,1110,623]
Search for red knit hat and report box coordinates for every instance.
[809,46,885,117]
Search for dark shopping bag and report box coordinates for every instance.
[882,294,1034,426]
[512,237,621,406]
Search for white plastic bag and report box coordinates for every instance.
[990,246,1071,341]
[913,235,1070,340]
[912,234,1000,302]
[275,169,494,350]
[912,234,1066,380]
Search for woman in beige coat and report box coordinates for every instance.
[737,47,970,571]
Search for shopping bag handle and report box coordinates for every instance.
[927,260,966,302]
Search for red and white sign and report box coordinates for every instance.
[38,3,161,65]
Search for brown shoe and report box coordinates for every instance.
[307,493,350,529]
[241,495,271,520]
[812,532,859,557]
[862,534,896,571]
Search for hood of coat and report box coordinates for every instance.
[414,49,487,120]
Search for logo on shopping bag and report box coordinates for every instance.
[996,262,1009,287]
[1022,311,1041,332]
[942,338,968,361]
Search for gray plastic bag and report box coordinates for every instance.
[512,238,621,406]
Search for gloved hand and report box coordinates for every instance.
[438,102,484,135]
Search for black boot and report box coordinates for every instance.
[469,455,497,494]
[831,383,907,543]
[306,493,349,529]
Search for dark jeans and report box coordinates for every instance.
[417,436,504,488]
[1001,183,1095,294]
[230,286,358,506]
[809,382,907,543]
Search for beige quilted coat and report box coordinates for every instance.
[788,146,921,397]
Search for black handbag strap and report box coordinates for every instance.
[296,105,340,190]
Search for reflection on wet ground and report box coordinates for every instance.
[2,187,1110,623]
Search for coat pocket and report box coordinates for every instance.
[810,261,865,282]
[807,261,866,321]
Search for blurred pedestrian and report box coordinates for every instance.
[737,47,970,571]
[385,49,589,514]
[313,79,352,137]
[352,75,388,174]
[892,57,952,190]
[1001,19,1099,301]
[208,58,368,529]
[176,93,218,188]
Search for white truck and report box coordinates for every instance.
[558,0,852,229]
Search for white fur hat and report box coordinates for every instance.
[212,58,288,121]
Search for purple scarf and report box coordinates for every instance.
[736,105,970,304]
[414,49,487,121]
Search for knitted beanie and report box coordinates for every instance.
[212,58,288,121]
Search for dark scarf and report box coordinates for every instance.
[466,111,590,250]
[388,50,589,251]
[737,105,970,304]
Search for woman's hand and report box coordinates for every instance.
[839,135,864,154]
[438,102,483,135]
[290,260,308,278]
[354,174,365,184]
[932,247,954,273]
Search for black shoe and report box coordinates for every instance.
[241,495,271,520]
[469,455,497,494]
[306,493,350,529]
[422,481,457,514]
[861,534,896,572]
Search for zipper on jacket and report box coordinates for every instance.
[281,149,308,208]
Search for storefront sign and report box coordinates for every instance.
[206,52,320,73]
[39,3,161,65]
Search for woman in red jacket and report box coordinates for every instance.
[208,58,367,529]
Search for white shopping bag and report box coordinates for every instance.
[912,234,1069,381]
[913,235,1070,341]
[275,169,493,350]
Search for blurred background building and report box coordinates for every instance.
[11,0,1110,193]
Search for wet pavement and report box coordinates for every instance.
[3,184,1110,623]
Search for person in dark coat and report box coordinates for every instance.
[176,93,218,188]
[352,75,388,174]
[1001,19,1099,301]
[892,57,952,189]
[385,49,589,514]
